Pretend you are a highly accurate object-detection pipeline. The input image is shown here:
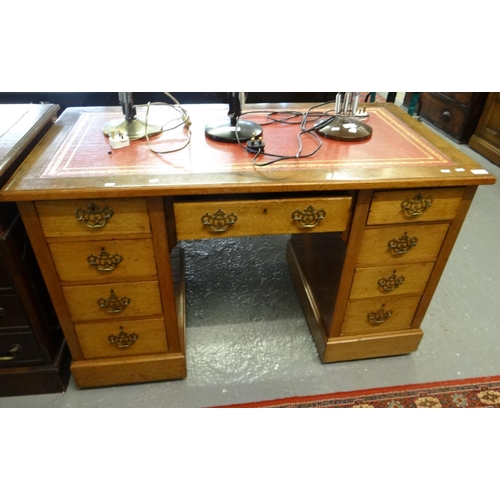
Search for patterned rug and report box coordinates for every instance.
[220,375,500,408]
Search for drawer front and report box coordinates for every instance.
[49,238,157,282]
[439,92,474,107]
[367,188,465,225]
[0,332,44,364]
[350,262,435,300]
[341,296,422,336]
[174,197,352,240]
[36,198,151,238]
[0,295,30,330]
[357,223,449,266]
[75,318,168,359]
[62,281,163,322]
[421,93,467,137]
[0,253,14,291]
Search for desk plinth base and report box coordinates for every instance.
[320,330,424,363]
[71,353,187,389]
[286,239,424,363]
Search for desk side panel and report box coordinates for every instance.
[17,201,84,360]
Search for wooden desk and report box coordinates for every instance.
[0,103,495,388]
[0,103,71,396]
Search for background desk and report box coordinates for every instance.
[0,103,495,388]
[0,103,70,396]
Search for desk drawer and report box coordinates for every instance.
[174,197,352,240]
[421,93,468,137]
[62,281,163,322]
[0,332,44,364]
[0,253,14,291]
[75,318,168,359]
[350,262,435,300]
[341,296,422,336]
[36,198,151,238]
[367,188,465,225]
[49,238,158,282]
[357,224,449,266]
[0,295,30,329]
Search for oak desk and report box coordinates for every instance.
[0,103,495,388]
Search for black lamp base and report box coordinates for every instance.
[205,119,263,143]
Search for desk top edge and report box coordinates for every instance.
[0,103,496,202]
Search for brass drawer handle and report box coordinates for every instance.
[97,290,131,313]
[378,271,405,292]
[367,307,393,325]
[291,205,326,229]
[108,327,138,348]
[202,209,238,233]
[388,232,418,254]
[401,193,433,217]
[75,202,114,228]
[0,344,22,361]
[88,247,123,272]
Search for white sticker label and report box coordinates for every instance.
[440,169,451,173]
[149,179,160,183]
[455,168,465,172]
[471,169,490,175]
[104,183,115,187]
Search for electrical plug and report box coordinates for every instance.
[246,136,265,153]
[109,132,130,149]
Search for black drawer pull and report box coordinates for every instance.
[0,344,22,362]
[0,307,5,317]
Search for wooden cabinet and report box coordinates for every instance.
[0,104,71,396]
[469,93,500,166]
[404,93,488,143]
[20,197,186,388]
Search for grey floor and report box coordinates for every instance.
[2,115,499,408]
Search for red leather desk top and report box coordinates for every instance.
[41,106,456,179]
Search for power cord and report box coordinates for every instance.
[234,104,335,167]
[137,92,192,154]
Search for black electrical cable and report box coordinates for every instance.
[234,102,342,167]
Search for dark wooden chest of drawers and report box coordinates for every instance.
[404,92,488,143]
[0,104,71,396]
[469,93,500,166]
